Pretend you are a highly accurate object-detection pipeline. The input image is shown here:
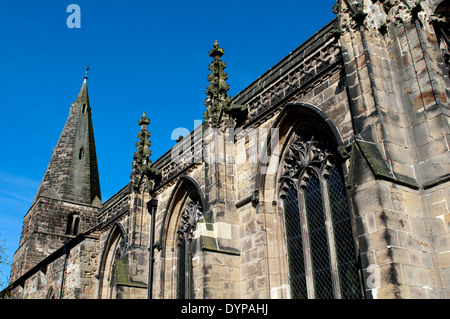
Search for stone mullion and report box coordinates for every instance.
[320,176,342,299]
[296,187,315,299]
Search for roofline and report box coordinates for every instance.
[231,18,337,105]
[99,182,132,214]
[151,18,337,171]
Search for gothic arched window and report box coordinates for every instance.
[279,129,361,299]
[176,195,203,299]
[109,236,125,299]
[100,227,125,299]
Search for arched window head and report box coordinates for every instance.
[66,213,81,236]
[82,103,87,114]
[176,194,203,299]
[100,227,125,299]
[279,126,362,299]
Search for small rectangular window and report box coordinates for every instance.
[66,213,81,236]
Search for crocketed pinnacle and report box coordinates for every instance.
[131,112,152,189]
[203,40,232,129]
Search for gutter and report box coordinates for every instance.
[59,247,69,299]
[147,199,158,299]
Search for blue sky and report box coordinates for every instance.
[0,0,336,288]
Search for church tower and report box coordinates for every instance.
[10,71,102,282]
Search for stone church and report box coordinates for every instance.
[5,0,450,299]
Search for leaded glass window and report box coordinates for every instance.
[280,131,362,299]
[283,185,307,299]
[305,175,334,299]
[328,165,362,298]
[176,196,203,299]
[177,234,188,299]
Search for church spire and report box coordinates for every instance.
[75,67,90,105]
[33,72,101,205]
[10,70,102,281]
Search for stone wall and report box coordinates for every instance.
[335,0,450,298]
[9,234,99,299]
[7,0,449,300]
[10,197,99,283]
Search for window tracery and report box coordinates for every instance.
[279,131,362,299]
[176,196,203,299]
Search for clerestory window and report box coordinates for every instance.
[280,130,362,299]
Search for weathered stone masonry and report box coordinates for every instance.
[6,0,450,299]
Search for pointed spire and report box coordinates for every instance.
[76,67,90,105]
[33,73,101,205]
[203,40,232,130]
[131,112,152,189]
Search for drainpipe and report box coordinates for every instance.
[147,199,158,299]
[59,246,69,299]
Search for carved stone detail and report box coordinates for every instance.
[279,134,332,196]
[204,41,233,130]
[131,113,152,189]
[336,0,430,34]
[98,193,130,229]
[155,25,341,190]
[114,237,125,260]
[177,198,203,243]
[245,37,341,120]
